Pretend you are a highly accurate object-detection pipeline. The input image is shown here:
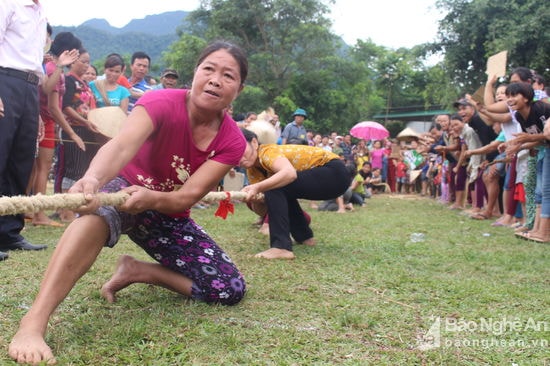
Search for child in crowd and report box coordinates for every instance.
[370,168,386,193]
[395,156,407,193]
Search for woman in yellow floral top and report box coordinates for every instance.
[239,128,351,259]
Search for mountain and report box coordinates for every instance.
[52,11,189,73]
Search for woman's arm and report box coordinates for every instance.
[42,50,79,94]
[483,74,497,106]
[62,105,99,134]
[544,117,550,140]
[478,108,512,124]
[349,177,360,190]
[126,159,234,215]
[506,133,546,158]
[81,106,154,188]
[454,143,467,171]
[242,156,297,198]
[465,140,500,157]
[485,100,509,113]
[119,97,129,113]
[48,91,85,150]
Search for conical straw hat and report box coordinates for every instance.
[87,106,127,139]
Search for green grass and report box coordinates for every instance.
[0,195,548,365]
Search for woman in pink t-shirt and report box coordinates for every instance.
[9,41,249,365]
[369,139,386,171]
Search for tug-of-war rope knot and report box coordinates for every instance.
[0,191,257,220]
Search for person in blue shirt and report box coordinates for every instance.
[126,51,152,112]
[281,108,307,144]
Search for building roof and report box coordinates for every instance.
[372,109,452,120]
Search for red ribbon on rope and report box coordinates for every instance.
[214,192,234,219]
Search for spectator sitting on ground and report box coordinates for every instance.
[370,168,386,193]
[358,161,374,199]
[318,162,357,212]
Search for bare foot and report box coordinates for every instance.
[302,238,316,246]
[59,209,76,223]
[9,326,55,365]
[527,232,550,242]
[101,255,137,303]
[336,208,346,213]
[496,214,515,226]
[258,223,269,236]
[254,248,295,260]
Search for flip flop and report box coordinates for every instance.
[522,234,549,243]
[529,237,548,243]
[515,231,530,240]
[514,225,530,233]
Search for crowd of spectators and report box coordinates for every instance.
[233,66,550,248]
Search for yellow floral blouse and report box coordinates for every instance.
[247,144,340,184]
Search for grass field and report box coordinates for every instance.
[0,195,548,365]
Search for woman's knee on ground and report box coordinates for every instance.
[195,275,247,306]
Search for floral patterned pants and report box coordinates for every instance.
[97,177,246,305]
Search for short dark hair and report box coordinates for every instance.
[534,74,546,86]
[450,114,463,122]
[241,127,257,143]
[430,123,442,131]
[506,83,534,104]
[131,51,151,65]
[104,54,125,69]
[49,32,82,57]
[510,67,534,83]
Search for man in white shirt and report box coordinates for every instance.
[0,0,48,262]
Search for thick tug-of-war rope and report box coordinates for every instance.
[0,191,256,219]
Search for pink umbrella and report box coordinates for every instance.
[350,121,389,141]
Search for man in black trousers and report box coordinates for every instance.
[0,0,50,260]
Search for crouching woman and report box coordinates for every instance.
[239,127,351,260]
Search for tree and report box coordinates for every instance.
[162,34,208,87]
[185,0,338,105]
[434,0,550,90]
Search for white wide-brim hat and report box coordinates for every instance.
[87,106,127,139]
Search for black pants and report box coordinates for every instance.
[0,75,39,245]
[265,159,350,251]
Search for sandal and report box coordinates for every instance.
[527,236,549,243]
[515,231,530,240]
[521,232,549,243]
[514,225,530,233]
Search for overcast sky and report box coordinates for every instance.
[43,0,441,49]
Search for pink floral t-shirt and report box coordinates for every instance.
[120,89,246,216]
